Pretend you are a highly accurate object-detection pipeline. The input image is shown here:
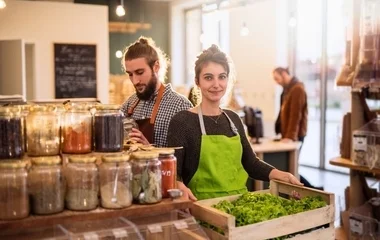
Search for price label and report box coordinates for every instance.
[353,136,367,151]
[112,228,128,238]
[84,232,99,240]
[174,221,188,230]
[148,224,162,233]
[349,218,363,235]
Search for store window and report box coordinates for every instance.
[294,0,350,172]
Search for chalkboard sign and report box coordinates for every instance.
[54,43,97,98]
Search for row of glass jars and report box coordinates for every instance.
[0,103,132,160]
[0,149,176,220]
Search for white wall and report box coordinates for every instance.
[0,0,109,103]
[229,0,288,136]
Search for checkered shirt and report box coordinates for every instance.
[121,84,193,147]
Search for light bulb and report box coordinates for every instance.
[0,0,6,9]
[115,50,123,59]
[240,23,249,37]
[116,5,125,17]
[288,17,297,28]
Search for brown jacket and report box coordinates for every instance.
[280,81,308,141]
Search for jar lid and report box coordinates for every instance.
[64,103,91,112]
[131,151,159,160]
[29,105,58,113]
[139,145,156,151]
[0,106,22,116]
[95,104,121,111]
[68,155,97,163]
[102,154,130,163]
[153,148,175,155]
[0,160,27,169]
[31,156,62,165]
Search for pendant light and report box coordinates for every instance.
[116,0,125,17]
[240,22,249,37]
[0,0,6,9]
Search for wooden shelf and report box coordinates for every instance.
[109,22,151,33]
[335,227,347,240]
[329,157,380,176]
[0,199,192,230]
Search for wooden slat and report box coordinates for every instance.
[289,226,335,240]
[177,228,208,240]
[109,22,151,33]
[329,157,380,177]
[201,226,227,240]
[0,199,192,230]
[230,206,334,240]
[191,203,235,231]
[273,180,334,204]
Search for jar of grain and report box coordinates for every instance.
[0,160,29,220]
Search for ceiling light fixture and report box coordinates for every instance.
[0,0,6,9]
[116,0,125,17]
[115,50,123,59]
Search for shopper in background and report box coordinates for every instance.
[167,45,302,201]
[121,37,193,147]
[273,67,323,190]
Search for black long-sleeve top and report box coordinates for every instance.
[167,109,275,186]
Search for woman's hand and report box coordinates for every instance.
[269,169,303,186]
[177,181,197,201]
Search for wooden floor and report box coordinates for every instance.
[335,227,347,240]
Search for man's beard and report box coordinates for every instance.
[135,73,158,101]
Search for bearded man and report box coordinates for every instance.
[121,37,193,147]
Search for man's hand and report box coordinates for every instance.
[281,138,293,143]
[129,128,150,145]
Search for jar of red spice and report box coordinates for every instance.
[154,148,177,198]
[62,104,92,154]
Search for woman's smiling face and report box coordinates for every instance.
[197,61,228,103]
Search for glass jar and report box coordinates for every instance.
[0,107,24,159]
[94,105,124,152]
[155,148,177,198]
[0,160,29,220]
[122,117,138,147]
[28,156,65,215]
[65,155,99,211]
[131,151,162,204]
[99,154,132,209]
[62,104,92,154]
[26,105,61,156]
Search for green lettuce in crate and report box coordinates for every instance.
[208,192,327,238]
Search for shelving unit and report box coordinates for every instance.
[0,199,192,230]
[330,157,380,177]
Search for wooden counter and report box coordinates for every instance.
[0,199,192,230]
[251,138,302,154]
[250,138,301,190]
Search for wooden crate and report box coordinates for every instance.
[191,180,335,240]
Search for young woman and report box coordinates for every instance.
[167,45,302,201]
